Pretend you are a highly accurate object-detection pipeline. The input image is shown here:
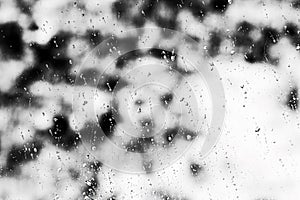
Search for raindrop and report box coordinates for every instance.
[171,55,176,61]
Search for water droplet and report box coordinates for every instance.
[171,55,176,61]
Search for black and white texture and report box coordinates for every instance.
[0,0,300,199]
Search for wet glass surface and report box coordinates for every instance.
[0,0,300,199]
